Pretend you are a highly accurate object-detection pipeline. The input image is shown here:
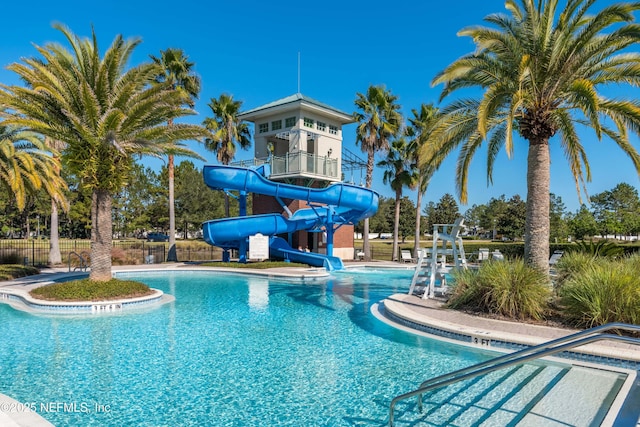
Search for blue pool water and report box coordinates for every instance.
[0,269,495,426]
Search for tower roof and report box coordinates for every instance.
[238,93,353,124]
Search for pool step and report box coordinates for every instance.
[518,366,625,426]
[396,362,627,426]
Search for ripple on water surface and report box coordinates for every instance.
[0,270,491,426]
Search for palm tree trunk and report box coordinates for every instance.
[524,140,550,274]
[221,160,231,262]
[392,192,401,261]
[24,210,30,240]
[49,199,62,265]
[90,189,113,281]
[414,189,423,257]
[362,218,370,260]
[362,151,375,261]
[167,154,178,262]
[48,138,64,265]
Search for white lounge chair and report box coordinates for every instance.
[415,248,430,261]
[478,248,490,262]
[401,250,414,263]
[549,250,564,266]
[491,250,504,261]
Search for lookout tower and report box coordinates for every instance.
[236,93,360,260]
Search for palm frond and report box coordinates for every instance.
[431,0,640,205]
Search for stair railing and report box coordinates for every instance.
[389,322,640,426]
[68,251,89,272]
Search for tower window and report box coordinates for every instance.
[303,117,314,128]
[285,116,296,127]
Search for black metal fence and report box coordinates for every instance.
[0,240,221,267]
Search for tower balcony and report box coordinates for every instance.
[231,151,340,182]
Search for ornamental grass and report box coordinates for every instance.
[559,256,640,328]
[448,259,551,321]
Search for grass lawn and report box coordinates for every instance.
[355,238,500,260]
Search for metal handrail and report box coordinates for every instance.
[389,323,640,426]
[68,251,88,272]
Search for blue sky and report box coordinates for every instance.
[1,0,639,213]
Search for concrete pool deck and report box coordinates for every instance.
[1,262,640,426]
[378,293,640,365]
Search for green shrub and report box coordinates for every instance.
[0,251,23,265]
[493,244,524,259]
[621,244,640,257]
[448,259,551,320]
[626,252,640,269]
[0,264,39,281]
[111,247,143,265]
[560,258,640,328]
[553,251,598,286]
[30,279,153,301]
[567,240,624,258]
[462,243,525,259]
[444,267,482,309]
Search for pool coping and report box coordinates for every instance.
[0,393,55,427]
[112,264,332,281]
[0,264,332,316]
[0,269,174,316]
[0,288,174,316]
[378,293,640,367]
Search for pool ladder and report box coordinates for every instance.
[389,322,640,426]
[68,251,89,272]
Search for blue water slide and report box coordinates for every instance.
[202,165,378,220]
[201,165,379,269]
[269,237,344,271]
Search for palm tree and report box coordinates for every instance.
[150,48,202,262]
[377,137,416,261]
[0,125,66,209]
[429,0,640,273]
[0,24,206,281]
[45,137,68,265]
[354,85,402,260]
[407,103,441,257]
[203,93,251,217]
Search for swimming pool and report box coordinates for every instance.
[0,269,525,426]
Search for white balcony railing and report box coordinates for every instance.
[270,151,338,179]
[232,151,339,181]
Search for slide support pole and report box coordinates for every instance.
[326,206,334,257]
[238,190,248,263]
[239,191,247,217]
